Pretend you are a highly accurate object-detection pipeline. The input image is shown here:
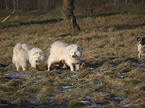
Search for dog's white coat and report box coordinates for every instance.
[137,43,145,58]
[28,48,45,68]
[12,43,30,71]
[12,43,45,71]
[48,41,82,71]
[137,43,142,58]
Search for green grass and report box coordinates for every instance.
[0,7,145,107]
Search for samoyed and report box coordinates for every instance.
[12,43,30,71]
[28,48,45,68]
[12,43,45,71]
[48,41,82,71]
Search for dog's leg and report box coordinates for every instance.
[62,64,67,68]
[30,61,36,68]
[22,66,26,71]
[75,63,80,71]
[31,65,36,68]
[48,61,53,71]
[48,63,51,71]
[137,44,142,58]
[16,64,20,71]
[66,62,74,71]
[138,52,141,58]
[70,64,74,71]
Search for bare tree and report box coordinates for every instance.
[5,0,9,10]
[38,0,41,10]
[125,0,128,4]
[17,0,19,10]
[62,0,80,33]
[13,0,15,10]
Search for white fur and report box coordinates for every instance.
[12,43,30,71]
[137,43,145,58]
[12,43,45,71]
[137,43,142,58]
[48,41,82,71]
[28,48,45,68]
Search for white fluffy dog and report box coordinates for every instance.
[28,48,45,68]
[12,43,45,71]
[48,41,82,71]
[12,43,30,71]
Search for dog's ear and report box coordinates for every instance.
[34,52,38,55]
[67,45,73,51]
[137,36,141,41]
[77,46,81,51]
[38,52,42,56]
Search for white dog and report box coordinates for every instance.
[28,48,45,68]
[12,43,30,71]
[12,43,45,71]
[48,41,82,71]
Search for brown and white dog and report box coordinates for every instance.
[137,37,145,58]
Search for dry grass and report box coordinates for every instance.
[0,10,145,107]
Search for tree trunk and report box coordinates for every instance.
[114,0,116,5]
[5,0,9,10]
[38,0,41,10]
[125,0,128,4]
[46,0,48,11]
[17,0,19,10]
[142,0,144,4]
[13,0,15,10]
[62,0,80,34]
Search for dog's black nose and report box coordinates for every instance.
[72,55,77,58]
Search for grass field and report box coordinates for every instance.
[0,7,145,107]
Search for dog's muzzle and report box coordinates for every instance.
[72,55,79,58]
[36,60,39,63]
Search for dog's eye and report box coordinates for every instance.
[77,47,80,51]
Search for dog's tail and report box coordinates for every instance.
[22,43,31,52]
[14,43,30,54]
[12,43,22,64]
[13,43,23,53]
[12,43,30,64]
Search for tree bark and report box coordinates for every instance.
[62,0,80,34]
[5,0,9,10]
[13,0,15,10]
[142,0,144,4]
[17,0,19,10]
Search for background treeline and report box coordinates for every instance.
[0,0,145,11]
[0,0,62,11]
